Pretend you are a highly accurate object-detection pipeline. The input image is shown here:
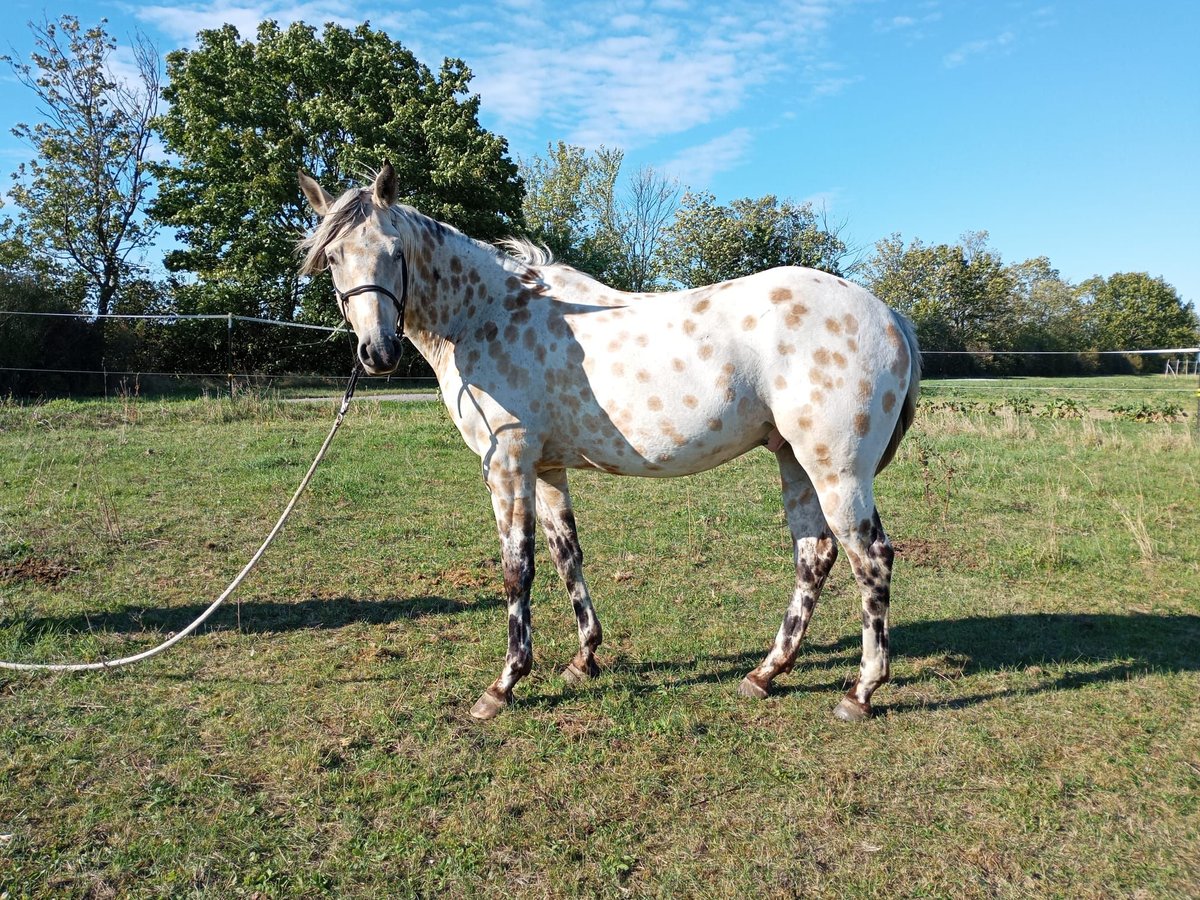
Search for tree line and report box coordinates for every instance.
[2,16,1196,392]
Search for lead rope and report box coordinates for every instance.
[0,364,364,673]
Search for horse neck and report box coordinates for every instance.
[399,213,517,372]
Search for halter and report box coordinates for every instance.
[333,250,409,337]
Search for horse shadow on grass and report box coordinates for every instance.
[0,592,503,640]
[526,612,1200,714]
[6,597,1197,714]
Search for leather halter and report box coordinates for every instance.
[333,250,409,337]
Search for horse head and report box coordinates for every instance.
[299,163,407,375]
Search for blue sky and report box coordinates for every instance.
[2,0,1197,306]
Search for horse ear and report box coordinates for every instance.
[373,160,398,208]
[299,170,335,215]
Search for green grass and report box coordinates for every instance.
[1,380,1198,897]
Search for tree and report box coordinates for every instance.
[151,20,523,325]
[611,165,680,292]
[519,142,623,279]
[0,220,92,393]
[1006,256,1088,352]
[4,16,160,329]
[862,232,1014,354]
[1079,273,1198,352]
[519,143,680,291]
[657,192,849,288]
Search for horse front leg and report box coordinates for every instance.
[536,469,602,682]
[470,465,537,721]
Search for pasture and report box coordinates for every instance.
[1,377,1198,897]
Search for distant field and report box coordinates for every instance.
[1,378,1197,897]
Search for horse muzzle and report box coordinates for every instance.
[357,333,402,375]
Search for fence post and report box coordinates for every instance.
[227,313,234,399]
[1194,350,1199,435]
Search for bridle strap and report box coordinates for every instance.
[333,250,409,337]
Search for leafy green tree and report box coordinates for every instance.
[1078,273,1197,352]
[657,192,849,288]
[519,142,623,279]
[152,20,523,324]
[863,232,1014,355]
[1006,256,1088,352]
[519,143,679,291]
[0,221,92,392]
[3,16,160,326]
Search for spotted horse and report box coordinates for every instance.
[298,163,921,722]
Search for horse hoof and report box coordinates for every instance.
[833,696,872,722]
[469,689,509,721]
[561,657,600,684]
[738,676,769,700]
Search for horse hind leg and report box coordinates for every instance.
[739,446,837,699]
[536,469,603,682]
[826,498,895,723]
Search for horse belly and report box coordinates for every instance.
[555,385,772,477]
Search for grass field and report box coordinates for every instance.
[1,377,1198,897]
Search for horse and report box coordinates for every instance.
[298,163,920,722]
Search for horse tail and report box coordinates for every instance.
[876,310,921,474]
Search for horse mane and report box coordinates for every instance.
[299,187,552,280]
[495,237,556,268]
[298,187,374,276]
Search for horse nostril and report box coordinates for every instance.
[358,343,372,365]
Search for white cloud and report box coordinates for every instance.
[124,0,856,153]
[944,29,1015,68]
[133,0,360,45]
[449,0,848,149]
[661,127,754,186]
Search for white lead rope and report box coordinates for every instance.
[0,366,363,673]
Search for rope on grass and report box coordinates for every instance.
[0,365,363,673]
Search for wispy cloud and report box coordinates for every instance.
[458,0,848,149]
[133,0,360,45]
[124,0,857,157]
[943,29,1016,68]
[661,127,754,187]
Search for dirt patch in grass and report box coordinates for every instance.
[892,537,976,569]
[0,556,77,586]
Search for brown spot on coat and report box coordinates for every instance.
[854,412,871,437]
[882,391,897,414]
[698,344,714,360]
[774,375,788,390]
[770,288,793,304]
[683,394,699,408]
[648,396,663,411]
[825,317,843,335]
[708,418,724,431]
[672,358,686,372]
[742,315,757,330]
[813,348,831,367]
